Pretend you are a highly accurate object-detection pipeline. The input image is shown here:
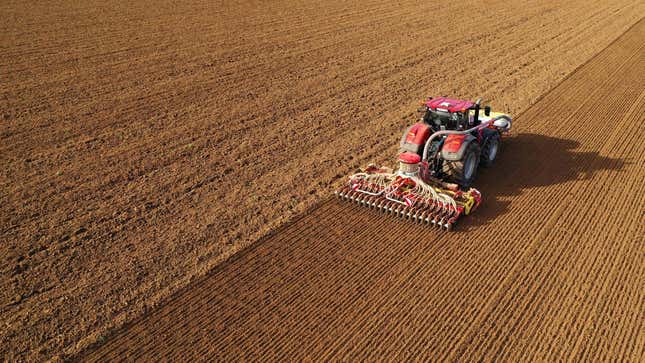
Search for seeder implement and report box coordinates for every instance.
[335,156,481,231]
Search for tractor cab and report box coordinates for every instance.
[419,97,490,131]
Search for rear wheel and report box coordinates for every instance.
[480,132,500,167]
[442,142,480,188]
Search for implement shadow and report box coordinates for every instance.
[459,132,626,231]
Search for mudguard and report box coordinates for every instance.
[400,123,431,155]
[441,134,476,161]
[480,127,499,142]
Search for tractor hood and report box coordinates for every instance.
[425,97,473,113]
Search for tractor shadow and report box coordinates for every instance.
[458,132,627,231]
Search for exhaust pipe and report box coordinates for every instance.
[472,98,482,126]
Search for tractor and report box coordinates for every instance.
[335,96,512,230]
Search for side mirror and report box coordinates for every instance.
[484,106,491,116]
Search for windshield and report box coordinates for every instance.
[424,109,464,130]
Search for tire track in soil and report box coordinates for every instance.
[452,48,644,362]
[82,18,645,361]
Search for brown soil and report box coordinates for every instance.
[83,20,644,361]
[1,0,643,360]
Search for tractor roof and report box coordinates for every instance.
[425,97,473,113]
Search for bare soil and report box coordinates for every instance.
[84,20,644,360]
[1,0,643,360]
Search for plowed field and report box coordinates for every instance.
[1,0,643,360]
[83,19,644,361]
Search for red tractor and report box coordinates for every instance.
[336,96,512,230]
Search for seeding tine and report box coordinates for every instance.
[381,201,388,213]
[337,174,472,231]
[376,200,386,211]
[389,203,397,215]
[422,211,430,224]
[417,212,424,223]
[411,208,420,221]
[392,204,400,216]
[367,196,376,207]
[395,205,402,216]
[385,201,394,214]
[412,209,420,222]
[425,210,434,224]
[401,206,409,218]
[364,195,373,205]
[425,210,434,223]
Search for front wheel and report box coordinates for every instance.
[480,132,500,167]
[442,142,480,188]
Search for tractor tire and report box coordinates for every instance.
[442,142,480,188]
[480,131,500,167]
